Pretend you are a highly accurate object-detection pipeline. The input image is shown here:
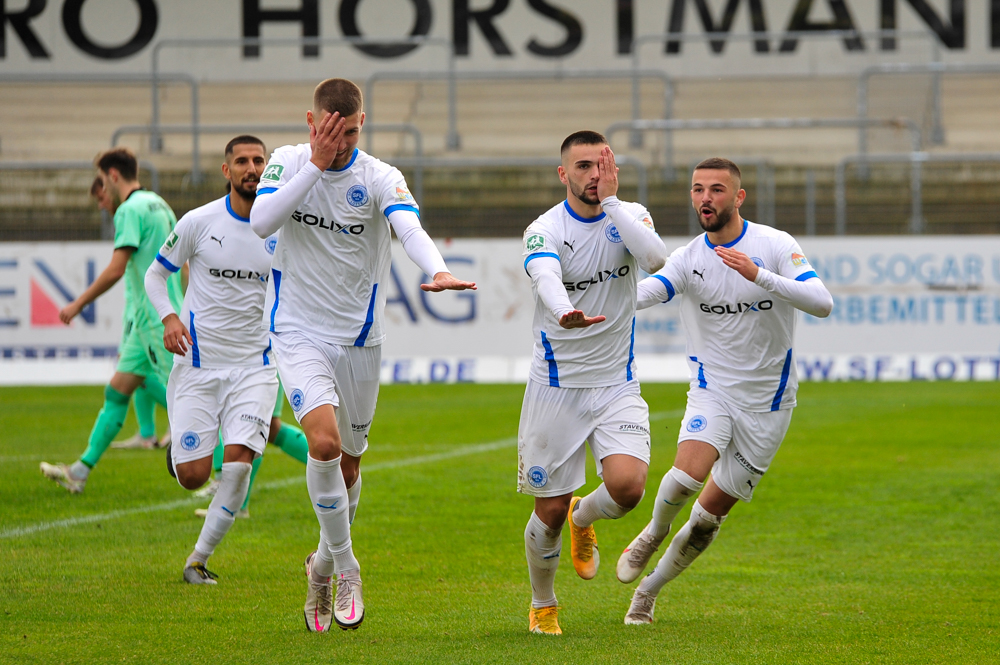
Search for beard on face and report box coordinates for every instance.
[231,178,258,202]
[697,202,735,233]
[570,179,600,206]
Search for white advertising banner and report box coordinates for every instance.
[1,236,997,385]
[0,1,997,80]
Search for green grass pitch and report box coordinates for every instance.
[1,382,997,663]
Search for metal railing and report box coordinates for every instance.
[0,160,160,239]
[110,122,422,193]
[835,152,1000,235]
[606,116,923,181]
[364,69,674,154]
[149,36,450,153]
[857,62,1000,161]
[391,155,648,207]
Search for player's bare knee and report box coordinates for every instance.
[535,495,571,530]
[341,455,360,487]
[267,417,282,443]
[610,482,645,511]
[307,431,342,461]
[177,465,209,490]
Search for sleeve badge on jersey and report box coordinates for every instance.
[395,186,415,202]
[261,164,283,183]
[525,234,545,252]
[791,252,809,267]
[162,231,178,252]
[641,216,655,231]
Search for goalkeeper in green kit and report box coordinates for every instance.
[41,148,183,493]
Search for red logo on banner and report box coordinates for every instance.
[31,278,63,326]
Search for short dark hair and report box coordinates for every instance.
[89,176,104,197]
[225,135,265,158]
[313,78,363,117]
[95,147,138,181]
[560,130,607,157]
[694,157,742,185]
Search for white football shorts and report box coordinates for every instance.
[168,363,279,466]
[517,379,651,498]
[677,387,793,503]
[269,329,380,458]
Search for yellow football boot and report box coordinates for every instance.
[528,605,562,635]
[567,496,599,579]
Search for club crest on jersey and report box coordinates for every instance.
[751,256,765,268]
[605,224,622,243]
[180,431,201,451]
[290,389,305,412]
[265,236,278,255]
[347,184,369,208]
[527,466,548,488]
[525,234,544,252]
[791,253,809,267]
[261,164,283,183]
[686,415,707,433]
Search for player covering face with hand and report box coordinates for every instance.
[249,78,475,632]
[517,131,667,635]
[617,157,833,625]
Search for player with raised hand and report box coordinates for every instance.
[145,135,282,585]
[517,131,667,635]
[617,157,833,625]
[249,78,475,632]
[41,149,181,493]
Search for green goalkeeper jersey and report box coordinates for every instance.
[113,189,183,327]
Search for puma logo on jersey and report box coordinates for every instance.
[692,269,705,280]
[211,236,224,246]
[563,240,576,252]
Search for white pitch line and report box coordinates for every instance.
[0,436,517,540]
[5,411,684,540]
[0,455,45,463]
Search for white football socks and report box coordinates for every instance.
[572,483,630,528]
[649,467,704,539]
[638,500,726,596]
[307,455,357,581]
[524,512,561,609]
[191,461,252,562]
[347,472,362,525]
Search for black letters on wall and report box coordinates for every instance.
[881,0,965,50]
[1,0,48,58]
[242,0,319,57]
[780,0,864,52]
[525,0,582,57]
[339,0,432,58]
[453,0,512,55]
[62,0,157,59]
[666,0,769,54]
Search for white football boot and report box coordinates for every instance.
[617,523,667,583]
[624,589,657,625]
[40,462,86,494]
[333,570,365,630]
[303,552,333,632]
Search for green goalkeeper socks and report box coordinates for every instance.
[213,435,224,473]
[272,423,309,465]
[133,386,157,439]
[80,385,131,468]
[141,375,168,408]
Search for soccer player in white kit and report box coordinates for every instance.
[249,79,475,632]
[616,157,834,624]
[145,136,280,584]
[518,131,667,635]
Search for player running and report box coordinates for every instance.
[145,135,281,584]
[518,131,667,635]
[250,78,475,632]
[41,149,181,493]
[617,157,833,624]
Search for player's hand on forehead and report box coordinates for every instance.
[308,110,346,171]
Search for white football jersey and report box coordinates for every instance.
[523,199,652,388]
[257,145,419,346]
[156,195,278,368]
[643,220,820,412]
